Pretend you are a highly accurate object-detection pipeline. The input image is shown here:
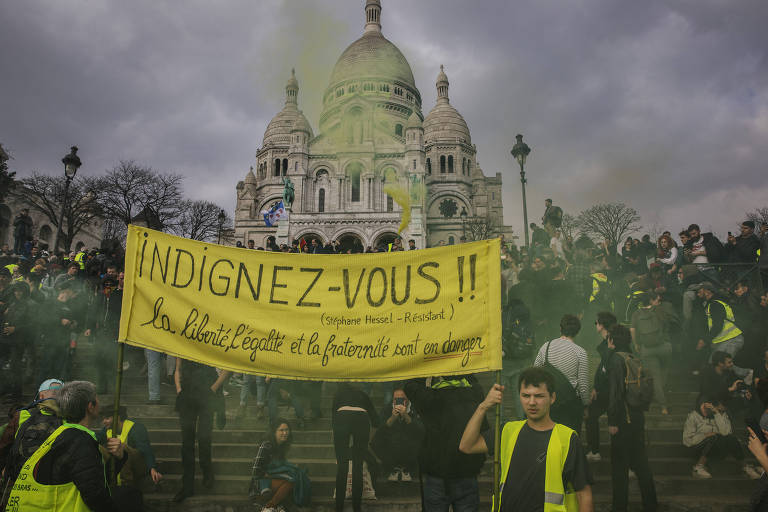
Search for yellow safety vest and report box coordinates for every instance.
[706,300,742,344]
[589,273,607,303]
[494,420,579,512]
[74,252,86,270]
[106,419,134,485]
[5,423,97,512]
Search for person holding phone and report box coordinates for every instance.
[371,387,424,483]
[683,398,761,479]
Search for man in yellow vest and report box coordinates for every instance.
[695,282,748,374]
[459,367,594,511]
[4,380,127,511]
[96,405,163,489]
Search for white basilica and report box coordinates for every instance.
[235,0,511,251]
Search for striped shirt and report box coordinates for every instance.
[534,337,590,405]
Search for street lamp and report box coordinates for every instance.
[53,146,82,254]
[217,209,226,244]
[510,134,531,252]
[460,206,468,242]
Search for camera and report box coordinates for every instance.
[394,397,406,406]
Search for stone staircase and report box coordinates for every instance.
[57,345,759,511]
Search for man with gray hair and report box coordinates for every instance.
[4,380,127,511]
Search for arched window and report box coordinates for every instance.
[448,235,455,245]
[282,159,288,176]
[462,158,466,175]
[318,189,325,213]
[467,160,472,174]
[274,159,281,176]
[448,155,454,173]
[294,161,298,172]
[440,155,446,174]
[387,195,394,212]
[395,124,403,136]
[347,163,362,202]
[426,158,432,175]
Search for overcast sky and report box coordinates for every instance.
[2,0,766,241]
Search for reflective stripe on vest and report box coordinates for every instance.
[706,300,742,344]
[589,273,607,303]
[495,420,579,512]
[431,378,471,389]
[106,419,134,485]
[5,424,95,512]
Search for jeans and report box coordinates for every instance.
[586,391,608,453]
[691,434,744,462]
[178,389,214,492]
[145,349,163,400]
[709,335,750,377]
[333,411,370,512]
[423,474,479,512]
[239,374,266,406]
[640,342,672,408]
[610,413,658,512]
[267,379,304,424]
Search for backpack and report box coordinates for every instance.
[615,352,653,410]
[0,405,63,508]
[632,307,663,347]
[542,342,581,414]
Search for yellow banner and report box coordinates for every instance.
[119,226,502,381]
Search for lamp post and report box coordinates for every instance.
[53,146,82,254]
[510,134,531,252]
[217,209,226,244]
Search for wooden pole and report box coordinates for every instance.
[493,369,502,512]
[110,341,125,486]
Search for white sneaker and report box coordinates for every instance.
[401,471,412,482]
[261,507,277,512]
[692,464,712,479]
[387,471,400,482]
[745,464,762,480]
[585,451,602,462]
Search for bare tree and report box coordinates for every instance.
[463,213,497,241]
[746,207,768,229]
[559,213,579,241]
[0,144,16,204]
[19,173,101,251]
[576,202,641,249]
[96,161,184,230]
[173,200,232,242]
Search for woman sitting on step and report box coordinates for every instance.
[249,419,310,512]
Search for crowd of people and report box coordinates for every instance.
[2,201,768,511]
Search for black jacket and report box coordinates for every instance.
[606,349,644,427]
[725,234,759,264]
[404,376,486,479]
[35,427,126,512]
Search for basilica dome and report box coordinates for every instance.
[328,31,416,89]
[263,69,305,145]
[423,65,471,144]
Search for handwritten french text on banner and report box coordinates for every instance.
[119,226,502,381]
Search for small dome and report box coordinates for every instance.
[406,111,422,130]
[263,106,301,145]
[291,111,313,136]
[423,66,470,143]
[245,167,257,183]
[423,103,471,143]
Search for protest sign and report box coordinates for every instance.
[119,226,502,381]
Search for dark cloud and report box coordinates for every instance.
[1,0,766,240]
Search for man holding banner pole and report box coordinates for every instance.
[460,367,594,512]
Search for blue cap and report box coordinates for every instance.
[38,379,63,393]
